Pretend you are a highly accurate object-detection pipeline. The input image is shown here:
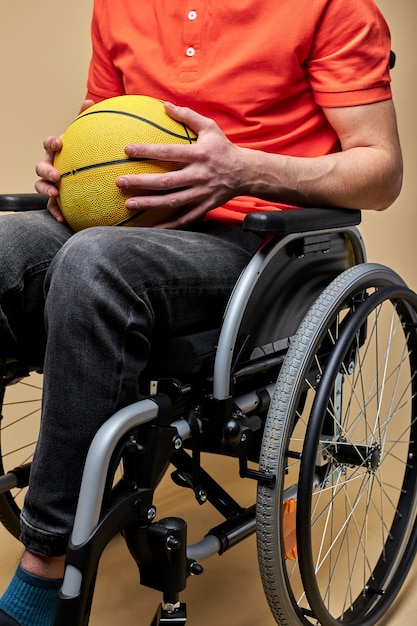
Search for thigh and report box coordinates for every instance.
[45,221,262,339]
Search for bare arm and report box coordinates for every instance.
[242,99,403,211]
[119,99,403,229]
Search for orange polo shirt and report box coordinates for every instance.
[87,0,392,224]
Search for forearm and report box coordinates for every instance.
[240,144,403,211]
[239,99,403,212]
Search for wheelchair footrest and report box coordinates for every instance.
[151,603,187,625]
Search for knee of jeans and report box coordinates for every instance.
[44,228,116,299]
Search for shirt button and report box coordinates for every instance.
[186,47,195,57]
[188,10,197,20]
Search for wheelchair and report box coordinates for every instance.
[1,194,417,626]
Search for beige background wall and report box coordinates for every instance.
[0,0,93,188]
[361,0,417,290]
[1,0,416,289]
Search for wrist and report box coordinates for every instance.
[237,148,289,201]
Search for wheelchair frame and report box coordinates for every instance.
[1,197,417,626]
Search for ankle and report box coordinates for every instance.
[20,552,65,580]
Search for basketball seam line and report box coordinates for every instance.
[77,109,198,142]
[115,211,147,226]
[60,158,154,178]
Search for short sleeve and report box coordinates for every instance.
[308,0,392,107]
[86,0,125,102]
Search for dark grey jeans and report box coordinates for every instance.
[0,210,261,556]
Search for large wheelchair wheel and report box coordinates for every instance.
[0,369,42,538]
[257,263,417,626]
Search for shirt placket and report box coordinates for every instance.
[179,2,204,81]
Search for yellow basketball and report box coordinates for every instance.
[53,95,197,231]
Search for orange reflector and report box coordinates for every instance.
[283,498,297,560]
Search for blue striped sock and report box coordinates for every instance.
[0,564,62,626]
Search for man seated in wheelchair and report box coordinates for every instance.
[0,0,402,625]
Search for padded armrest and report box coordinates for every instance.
[243,208,361,236]
[0,193,48,212]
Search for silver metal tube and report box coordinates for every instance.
[234,383,275,414]
[0,473,18,493]
[62,398,160,597]
[186,535,222,562]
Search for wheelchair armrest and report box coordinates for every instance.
[0,193,48,212]
[243,208,361,236]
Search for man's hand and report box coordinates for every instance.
[34,100,95,222]
[116,102,249,228]
[35,135,64,222]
